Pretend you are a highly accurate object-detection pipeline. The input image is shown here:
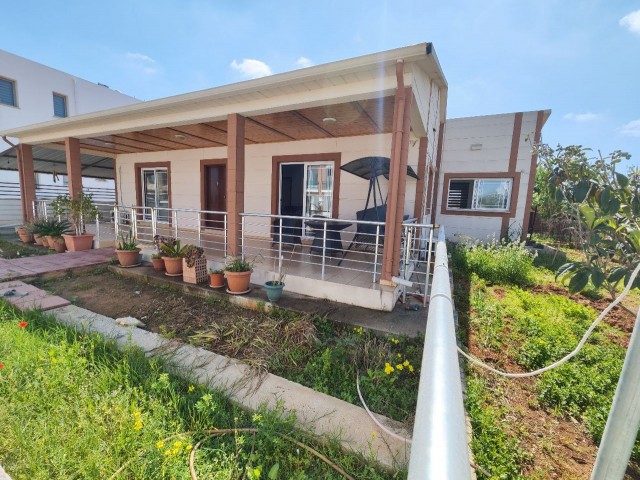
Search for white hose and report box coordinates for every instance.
[355,372,412,444]
[458,262,640,378]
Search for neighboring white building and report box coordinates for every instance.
[0,49,140,224]
[436,110,549,242]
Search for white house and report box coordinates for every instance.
[0,43,550,310]
[0,49,140,224]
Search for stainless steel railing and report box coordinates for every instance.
[408,226,473,479]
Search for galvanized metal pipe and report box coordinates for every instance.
[408,227,472,480]
[591,306,640,479]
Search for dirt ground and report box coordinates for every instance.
[465,281,640,479]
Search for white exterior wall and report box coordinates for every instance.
[116,133,422,220]
[0,49,139,133]
[435,111,542,242]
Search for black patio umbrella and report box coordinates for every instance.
[340,156,419,210]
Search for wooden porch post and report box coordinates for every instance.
[429,123,445,224]
[64,137,83,199]
[414,136,428,221]
[381,59,413,283]
[227,113,245,257]
[17,144,36,222]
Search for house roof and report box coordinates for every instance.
[0,43,447,155]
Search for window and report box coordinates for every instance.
[447,178,512,211]
[279,162,334,218]
[0,77,16,107]
[142,168,169,221]
[53,93,67,117]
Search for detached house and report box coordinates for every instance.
[0,43,549,311]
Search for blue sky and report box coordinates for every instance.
[2,0,638,169]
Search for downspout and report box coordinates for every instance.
[2,135,28,222]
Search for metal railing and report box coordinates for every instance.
[241,212,435,294]
[408,226,473,479]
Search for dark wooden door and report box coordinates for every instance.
[204,165,226,229]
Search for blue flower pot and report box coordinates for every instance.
[264,281,285,303]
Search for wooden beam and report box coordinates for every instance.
[414,136,428,221]
[65,137,83,199]
[17,144,36,222]
[227,113,245,257]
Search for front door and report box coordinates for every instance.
[204,165,226,229]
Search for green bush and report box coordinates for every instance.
[453,241,534,287]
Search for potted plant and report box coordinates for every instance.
[151,235,165,271]
[40,219,71,252]
[27,218,46,246]
[159,237,186,276]
[52,192,99,251]
[264,273,285,303]
[16,225,33,244]
[209,268,225,289]
[183,245,207,284]
[224,256,253,294]
[115,231,141,267]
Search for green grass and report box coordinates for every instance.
[0,302,400,479]
[0,238,51,259]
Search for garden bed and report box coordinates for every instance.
[0,302,400,479]
[0,238,51,259]
[28,268,422,426]
[451,241,640,479]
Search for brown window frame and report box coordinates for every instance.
[271,153,341,218]
[441,172,520,218]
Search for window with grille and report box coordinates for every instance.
[447,178,512,211]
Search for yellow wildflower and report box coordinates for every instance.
[403,360,410,367]
[384,363,394,375]
[134,420,143,430]
[409,365,414,373]
[173,440,183,448]
[396,364,404,371]
[186,444,193,451]
[164,449,172,457]
[188,385,195,392]
[156,441,165,449]
[397,353,402,358]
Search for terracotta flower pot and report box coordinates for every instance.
[151,257,165,272]
[17,227,33,244]
[163,257,183,276]
[33,234,44,246]
[116,249,141,267]
[62,233,94,252]
[51,237,66,253]
[224,270,252,293]
[209,272,225,288]
[44,236,55,249]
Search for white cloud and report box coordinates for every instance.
[563,112,602,122]
[296,56,313,68]
[619,119,640,137]
[230,59,272,79]
[125,52,156,63]
[620,10,640,35]
[123,52,158,74]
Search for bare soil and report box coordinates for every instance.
[462,278,640,479]
[29,268,316,371]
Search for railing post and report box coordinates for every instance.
[114,205,119,239]
[173,210,178,238]
[373,224,380,283]
[424,226,435,307]
[197,212,202,247]
[151,208,157,239]
[321,220,327,281]
[224,214,228,257]
[130,208,137,238]
[278,218,283,275]
[241,215,245,260]
[95,212,100,244]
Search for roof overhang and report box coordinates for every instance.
[0,145,114,179]
[0,43,448,152]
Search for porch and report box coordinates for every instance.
[34,201,436,311]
